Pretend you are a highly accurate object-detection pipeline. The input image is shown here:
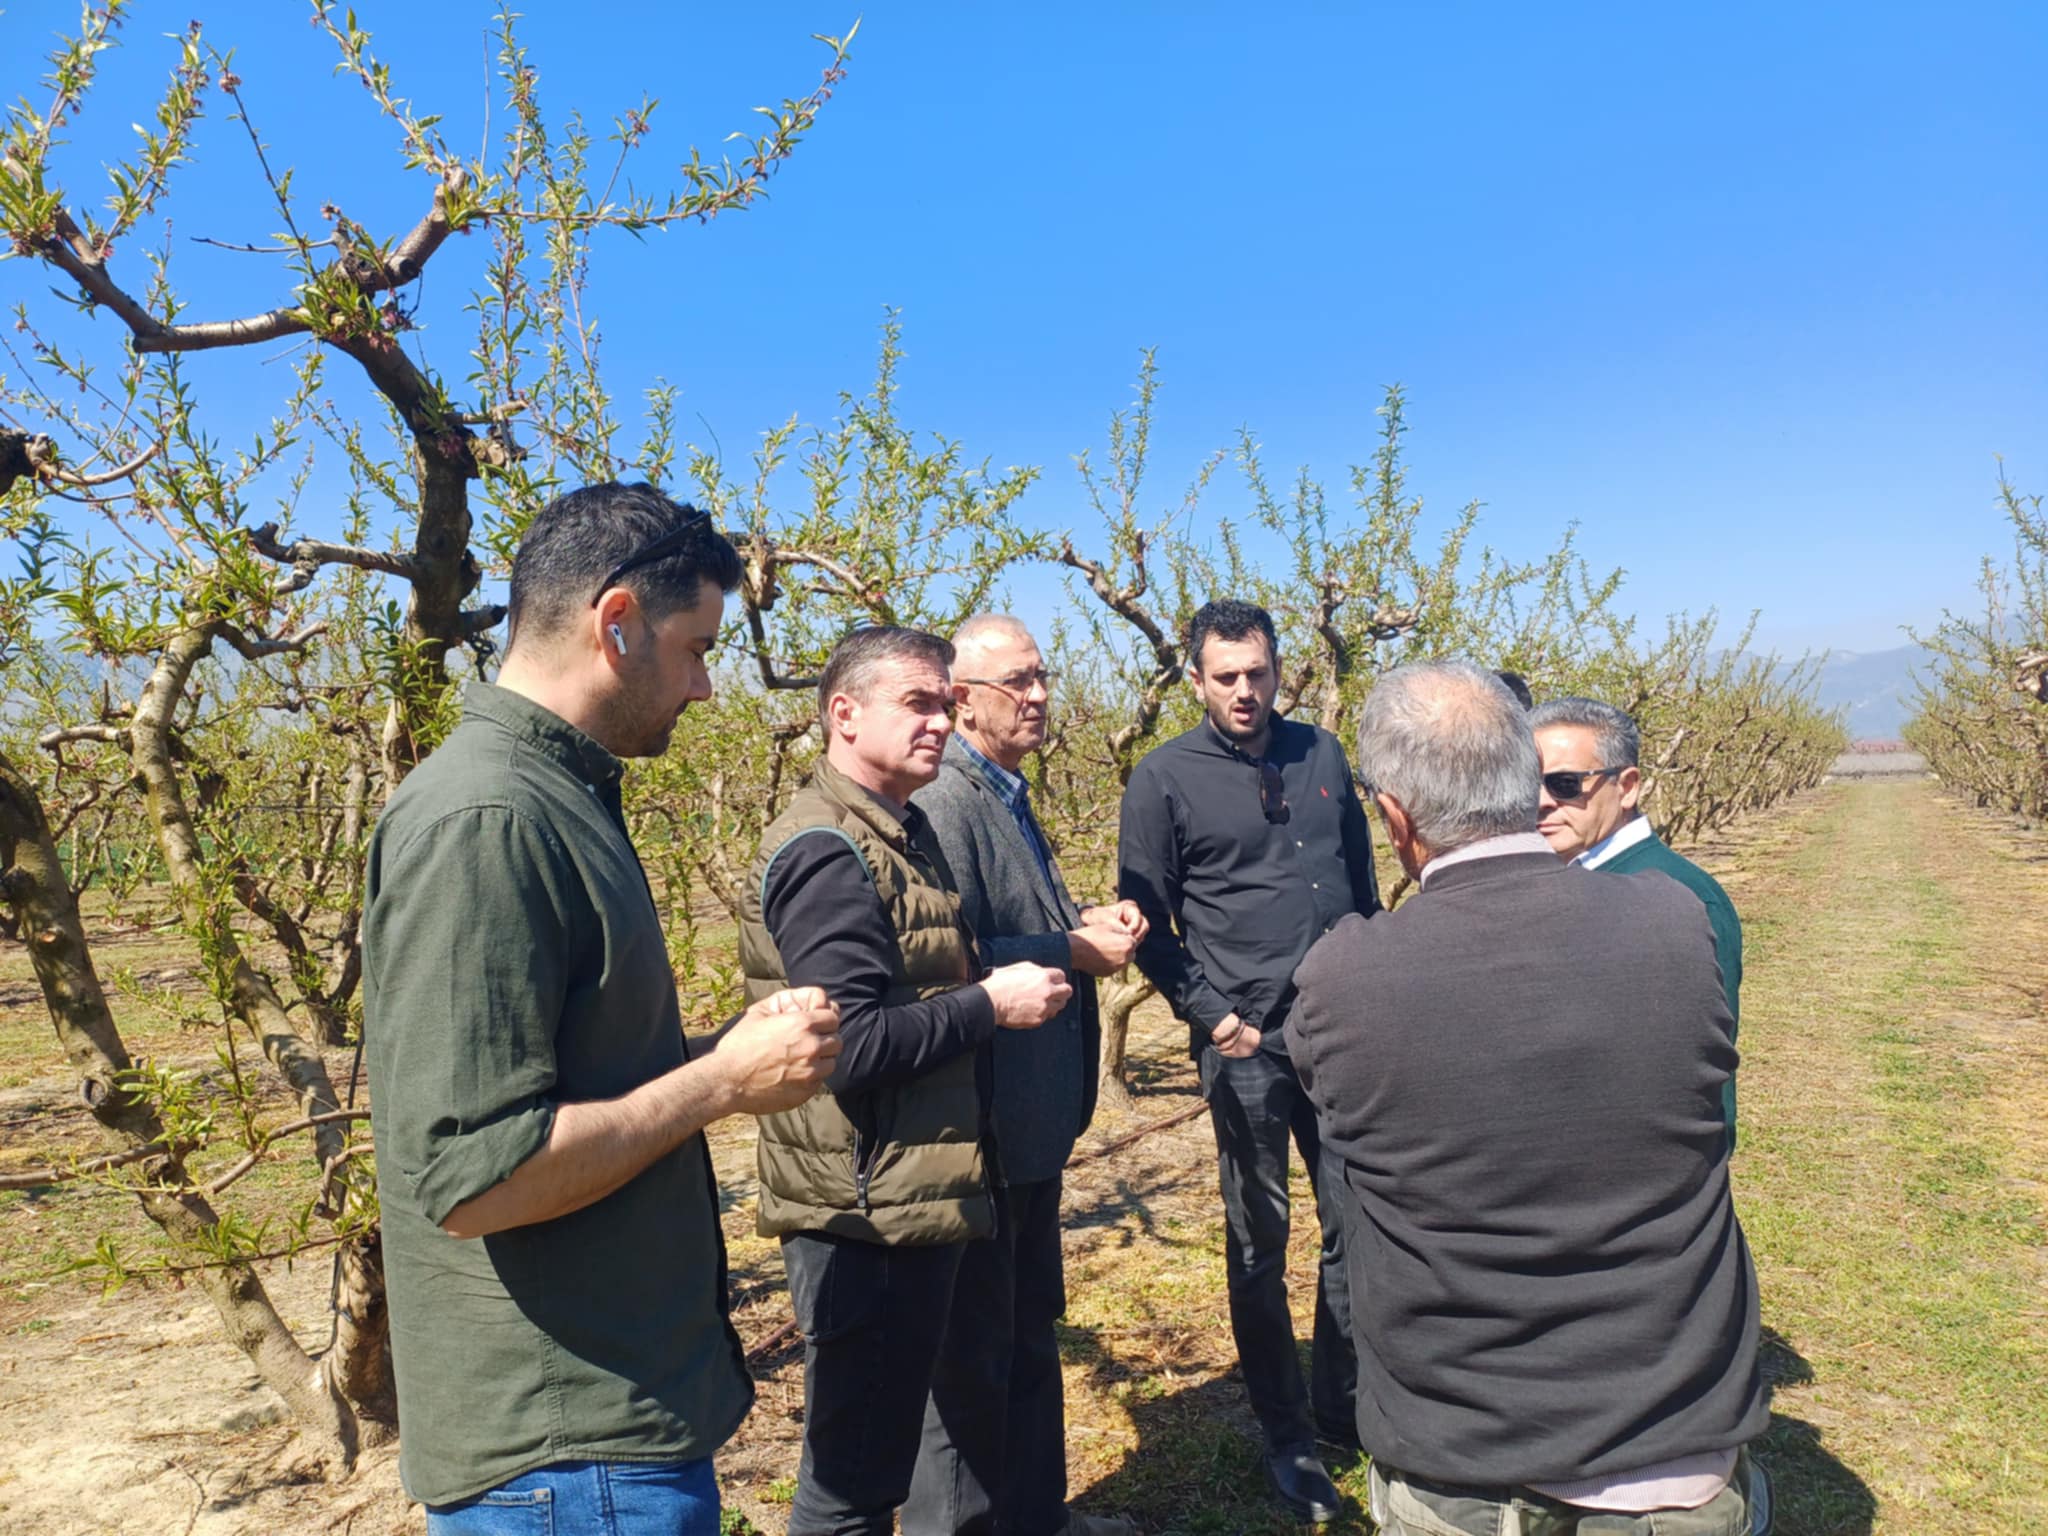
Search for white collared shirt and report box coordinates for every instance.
[1574,813,1655,871]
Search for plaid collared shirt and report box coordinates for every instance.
[955,733,1057,894]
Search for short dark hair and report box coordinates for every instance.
[507,481,742,652]
[816,626,955,718]
[1495,669,1534,709]
[1528,696,1642,769]
[1187,599,1279,672]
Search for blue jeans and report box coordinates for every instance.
[424,1458,719,1535]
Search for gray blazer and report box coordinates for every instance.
[913,737,1101,1184]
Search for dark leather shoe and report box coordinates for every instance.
[1265,1447,1341,1524]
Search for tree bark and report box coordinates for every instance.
[331,1232,398,1443]
[0,748,359,1470]
[0,428,37,495]
[130,624,350,1174]
[128,625,399,1427]
[1095,972,1153,1114]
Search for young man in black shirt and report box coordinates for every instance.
[1116,600,1381,1525]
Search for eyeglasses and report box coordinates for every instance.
[1258,759,1289,825]
[1541,767,1623,802]
[957,667,1057,697]
[589,507,714,607]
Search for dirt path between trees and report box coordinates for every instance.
[2,781,2043,1534]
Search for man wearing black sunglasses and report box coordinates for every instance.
[1530,697,1744,1149]
[1117,599,1381,1525]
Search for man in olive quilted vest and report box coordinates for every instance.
[741,626,1073,1536]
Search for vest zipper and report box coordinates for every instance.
[853,1128,873,1212]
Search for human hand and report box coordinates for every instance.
[1080,900,1150,942]
[1067,924,1138,976]
[714,989,842,1114]
[1210,1012,1262,1059]
[982,962,1074,1029]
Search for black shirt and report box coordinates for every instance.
[1117,714,1380,1055]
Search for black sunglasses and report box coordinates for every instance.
[589,507,714,607]
[1257,759,1290,825]
[1541,767,1623,802]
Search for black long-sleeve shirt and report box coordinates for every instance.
[1118,714,1380,1055]
[760,815,998,1097]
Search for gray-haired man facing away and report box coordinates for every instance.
[1292,661,1770,1536]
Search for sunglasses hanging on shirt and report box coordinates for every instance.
[1258,759,1290,825]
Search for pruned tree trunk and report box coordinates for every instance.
[331,1233,398,1442]
[1096,972,1153,1113]
[128,622,396,1429]
[131,624,351,1173]
[0,748,359,1471]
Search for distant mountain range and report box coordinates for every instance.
[1799,643,1935,740]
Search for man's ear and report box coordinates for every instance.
[592,588,640,667]
[1618,765,1643,811]
[1375,790,1413,848]
[825,690,860,743]
[950,680,973,729]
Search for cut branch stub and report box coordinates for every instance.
[2014,651,2048,703]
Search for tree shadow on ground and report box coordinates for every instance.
[1757,1325,1878,1536]
[1062,1332,1371,1536]
[1061,1321,1877,1536]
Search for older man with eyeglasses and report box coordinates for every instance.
[1116,598,1382,1525]
[1531,696,1745,1149]
[741,625,1074,1536]
[903,613,1147,1536]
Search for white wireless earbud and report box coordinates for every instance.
[608,623,628,656]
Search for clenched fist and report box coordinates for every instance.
[982,962,1073,1030]
[714,986,842,1114]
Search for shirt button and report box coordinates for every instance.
[1296,840,1304,848]
[1311,882,1320,890]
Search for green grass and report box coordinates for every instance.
[1732,783,2048,1532]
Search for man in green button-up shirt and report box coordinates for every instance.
[365,483,842,1533]
[1531,696,1745,1149]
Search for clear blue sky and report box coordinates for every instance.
[7,1,2044,656]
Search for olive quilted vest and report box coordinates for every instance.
[739,756,993,1245]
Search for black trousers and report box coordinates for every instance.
[903,1176,1069,1536]
[1199,1044,1357,1451]
[782,1231,967,1536]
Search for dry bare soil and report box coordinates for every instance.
[1,776,2044,1534]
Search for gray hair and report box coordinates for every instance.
[1355,661,1540,852]
[951,613,1036,671]
[1528,696,1641,770]
[816,626,954,717]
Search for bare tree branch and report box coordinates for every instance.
[217,622,329,661]
[250,521,420,584]
[38,724,134,751]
